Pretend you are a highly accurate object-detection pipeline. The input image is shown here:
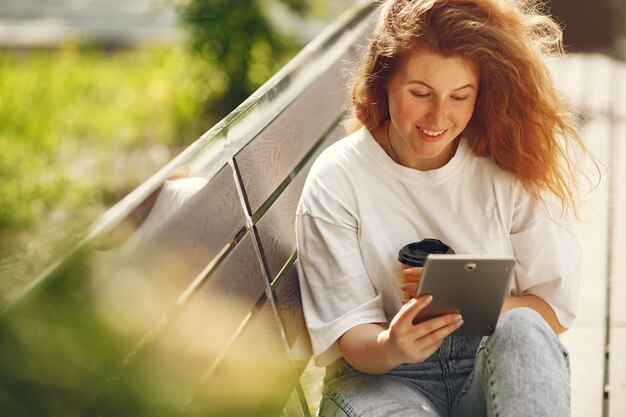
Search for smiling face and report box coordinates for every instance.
[385,49,479,170]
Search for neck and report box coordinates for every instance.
[384,122,459,170]
[386,122,401,164]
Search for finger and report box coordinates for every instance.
[402,269,421,287]
[402,269,421,301]
[403,325,461,364]
[396,295,433,325]
[400,282,418,293]
[413,339,445,361]
[401,285,417,303]
[400,282,417,299]
[413,314,463,340]
[402,267,423,277]
[401,295,417,304]
[414,319,464,360]
[403,315,463,363]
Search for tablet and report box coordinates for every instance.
[412,254,515,336]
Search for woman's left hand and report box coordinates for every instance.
[401,267,422,302]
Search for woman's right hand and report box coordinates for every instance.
[378,295,463,366]
[336,296,463,374]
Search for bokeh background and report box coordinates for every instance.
[0,0,357,304]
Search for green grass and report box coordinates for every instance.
[0,44,213,301]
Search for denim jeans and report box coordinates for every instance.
[318,308,571,417]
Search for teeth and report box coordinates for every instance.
[419,127,444,136]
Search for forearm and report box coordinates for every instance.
[337,323,400,374]
[501,294,567,334]
[336,297,464,375]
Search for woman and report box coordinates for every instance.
[296,0,593,416]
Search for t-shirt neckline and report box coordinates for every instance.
[359,127,471,184]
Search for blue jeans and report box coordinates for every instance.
[318,308,571,417]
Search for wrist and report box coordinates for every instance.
[376,328,402,371]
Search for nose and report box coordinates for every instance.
[427,98,447,127]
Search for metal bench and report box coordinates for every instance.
[0,2,376,415]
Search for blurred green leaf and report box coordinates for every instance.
[177,0,313,115]
[0,45,209,302]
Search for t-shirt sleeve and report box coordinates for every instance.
[510,189,582,328]
[296,179,386,367]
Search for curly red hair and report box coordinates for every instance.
[346,0,595,215]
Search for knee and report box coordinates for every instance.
[486,307,559,355]
[477,308,571,395]
[498,307,550,333]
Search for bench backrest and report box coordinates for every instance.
[0,2,377,416]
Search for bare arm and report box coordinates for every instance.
[337,295,463,374]
[501,294,567,334]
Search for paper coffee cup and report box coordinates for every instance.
[398,239,455,298]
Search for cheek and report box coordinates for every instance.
[389,96,417,122]
[454,103,476,127]
[399,97,424,118]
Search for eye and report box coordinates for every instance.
[410,91,430,99]
[451,96,469,102]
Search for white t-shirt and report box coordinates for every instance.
[296,127,581,367]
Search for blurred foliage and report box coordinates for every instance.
[0,1,355,413]
[0,0,351,303]
[0,247,296,416]
[177,0,314,117]
[0,45,207,229]
[0,45,210,301]
[0,248,127,416]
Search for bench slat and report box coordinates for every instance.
[300,360,325,416]
[280,387,309,417]
[156,230,268,368]
[274,265,308,352]
[256,125,344,281]
[148,165,246,269]
[185,299,294,417]
[87,231,269,411]
[234,52,354,216]
[91,165,247,345]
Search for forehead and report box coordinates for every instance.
[393,48,479,88]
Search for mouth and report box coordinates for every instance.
[417,126,448,142]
